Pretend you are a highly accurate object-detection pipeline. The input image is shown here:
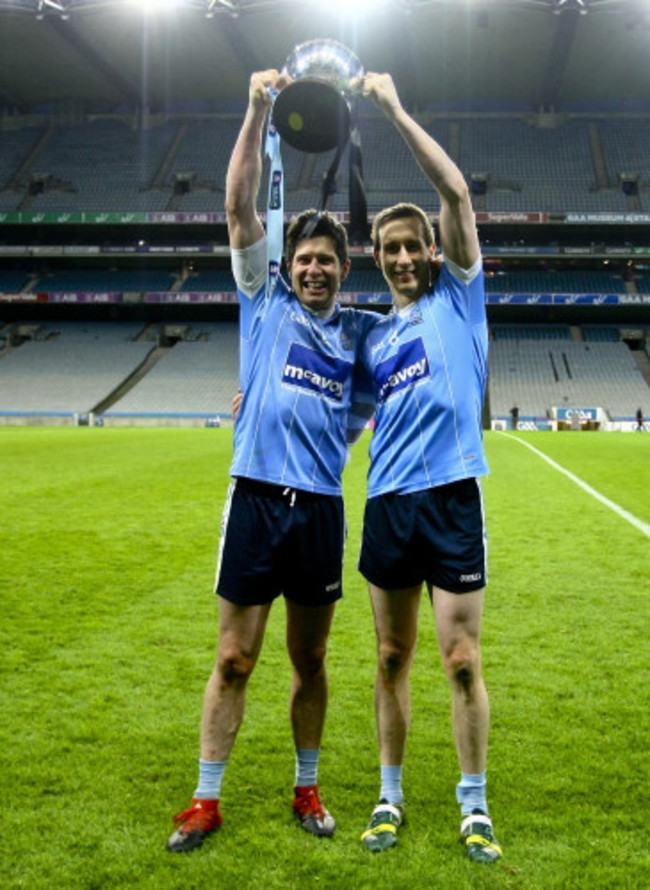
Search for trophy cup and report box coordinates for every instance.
[272,39,364,153]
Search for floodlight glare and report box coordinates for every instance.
[205,0,238,10]
[136,0,182,12]
[313,0,390,15]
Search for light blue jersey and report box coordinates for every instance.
[231,240,376,496]
[361,259,489,498]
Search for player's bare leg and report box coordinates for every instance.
[432,586,501,863]
[362,584,421,851]
[168,600,271,853]
[286,600,337,837]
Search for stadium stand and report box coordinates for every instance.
[105,322,238,421]
[1,111,649,429]
[581,325,620,342]
[2,316,646,428]
[180,269,236,292]
[0,270,30,293]
[598,119,650,193]
[0,114,646,214]
[488,337,649,420]
[33,268,176,293]
[166,118,239,211]
[343,268,387,293]
[0,320,239,423]
[0,322,150,417]
[485,269,626,294]
[490,324,572,341]
[12,120,178,213]
[636,273,650,294]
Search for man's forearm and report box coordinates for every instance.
[226,71,286,249]
[389,106,468,206]
[364,71,479,268]
[225,103,268,219]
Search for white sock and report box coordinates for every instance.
[295,748,320,787]
[380,765,404,805]
[195,758,227,800]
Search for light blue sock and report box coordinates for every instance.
[295,749,320,787]
[195,759,227,800]
[380,765,404,805]
[456,772,488,816]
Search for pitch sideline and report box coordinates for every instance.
[500,432,650,539]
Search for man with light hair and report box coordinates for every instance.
[357,72,501,863]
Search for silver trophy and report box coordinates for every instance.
[273,39,364,153]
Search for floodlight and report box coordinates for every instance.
[206,0,238,10]
[553,0,588,12]
[36,0,70,16]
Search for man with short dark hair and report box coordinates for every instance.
[357,73,501,863]
[167,69,376,854]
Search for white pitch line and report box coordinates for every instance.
[501,433,650,539]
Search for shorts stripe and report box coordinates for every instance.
[476,478,488,588]
[214,479,236,593]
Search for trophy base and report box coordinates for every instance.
[273,79,351,153]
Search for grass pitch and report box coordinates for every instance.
[1,427,649,889]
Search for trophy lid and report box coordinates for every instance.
[284,39,363,99]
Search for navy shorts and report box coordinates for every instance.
[358,478,487,594]
[215,477,345,607]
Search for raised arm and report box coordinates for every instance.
[225,69,287,250]
[363,73,480,270]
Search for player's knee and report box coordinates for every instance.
[377,640,412,683]
[290,644,327,679]
[444,641,480,690]
[217,648,257,684]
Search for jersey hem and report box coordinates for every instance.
[231,472,343,498]
[367,467,489,499]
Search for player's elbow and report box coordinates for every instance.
[225,189,245,222]
[442,176,471,209]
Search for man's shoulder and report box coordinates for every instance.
[437,256,484,288]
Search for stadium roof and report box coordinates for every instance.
[0,0,649,115]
